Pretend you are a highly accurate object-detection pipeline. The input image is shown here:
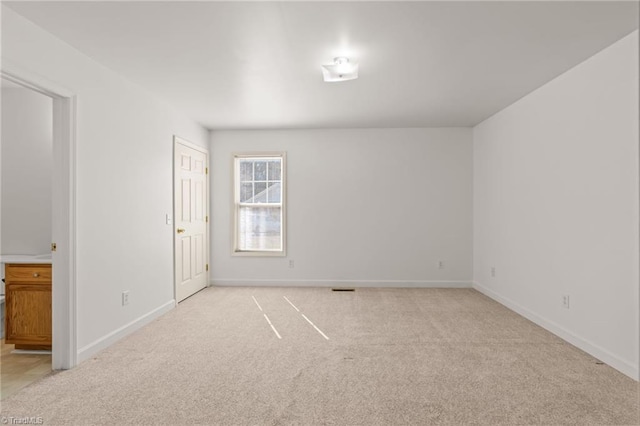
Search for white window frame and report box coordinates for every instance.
[232,152,286,256]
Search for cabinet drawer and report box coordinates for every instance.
[5,264,52,283]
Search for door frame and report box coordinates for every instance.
[173,136,210,302]
[1,64,77,370]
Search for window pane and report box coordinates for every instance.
[255,161,267,181]
[238,206,281,251]
[240,161,253,181]
[268,160,281,181]
[235,154,285,254]
[240,183,253,202]
[267,182,281,203]
[254,182,267,202]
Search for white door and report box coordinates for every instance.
[174,137,209,302]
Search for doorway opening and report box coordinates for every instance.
[0,69,77,398]
[0,78,53,398]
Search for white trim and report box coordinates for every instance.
[473,281,639,381]
[173,135,208,154]
[212,279,472,288]
[232,250,286,257]
[51,95,78,370]
[1,60,74,98]
[77,300,175,363]
[1,67,77,370]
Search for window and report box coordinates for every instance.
[233,153,285,255]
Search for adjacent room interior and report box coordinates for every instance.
[0,79,54,398]
[0,1,638,424]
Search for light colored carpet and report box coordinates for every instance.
[0,287,638,425]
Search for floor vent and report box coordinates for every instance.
[331,288,355,292]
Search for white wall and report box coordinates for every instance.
[473,31,639,380]
[1,85,52,255]
[211,128,473,287]
[2,6,209,361]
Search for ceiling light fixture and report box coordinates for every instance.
[321,57,359,82]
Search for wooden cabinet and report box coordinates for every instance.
[4,263,52,350]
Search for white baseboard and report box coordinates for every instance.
[212,279,472,288]
[77,300,175,364]
[473,281,639,381]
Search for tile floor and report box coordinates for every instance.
[1,340,51,399]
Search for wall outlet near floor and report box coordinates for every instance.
[289,260,295,269]
[562,294,570,309]
[438,260,444,270]
[490,267,496,277]
[122,290,130,306]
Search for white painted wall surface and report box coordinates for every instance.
[211,128,473,287]
[1,86,52,255]
[2,6,208,361]
[473,31,639,379]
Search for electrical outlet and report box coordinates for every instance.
[289,260,295,269]
[491,267,496,277]
[562,295,570,309]
[438,260,444,270]
[122,291,130,306]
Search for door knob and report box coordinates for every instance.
[177,228,186,234]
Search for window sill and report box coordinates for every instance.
[232,250,286,257]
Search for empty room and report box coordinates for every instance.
[0,1,638,425]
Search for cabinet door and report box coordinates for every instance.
[5,282,52,347]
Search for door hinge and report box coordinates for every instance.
[206,264,209,272]
[206,167,208,174]
[51,243,57,252]
[206,215,209,223]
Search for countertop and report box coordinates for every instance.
[0,254,52,264]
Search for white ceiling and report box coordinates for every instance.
[5,1,638,130]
